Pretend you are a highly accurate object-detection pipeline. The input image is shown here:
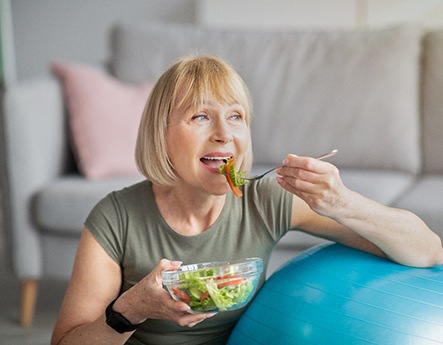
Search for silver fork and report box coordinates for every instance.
[243,149,338,181]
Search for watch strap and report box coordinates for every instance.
[105,299,143,333]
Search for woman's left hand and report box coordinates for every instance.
[275,154,348,218]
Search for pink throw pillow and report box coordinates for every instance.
[51,62,153,179]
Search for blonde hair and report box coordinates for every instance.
[135,55,253,185]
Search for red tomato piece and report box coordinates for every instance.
[171,287,191,303]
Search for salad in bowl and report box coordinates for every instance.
[162,258,263,313]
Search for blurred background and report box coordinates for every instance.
[1,0,443,343]
[6,0,443,82]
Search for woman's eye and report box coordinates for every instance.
[230,113,243,121]
[192,114,208,121]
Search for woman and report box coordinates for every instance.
[51,55,443,345]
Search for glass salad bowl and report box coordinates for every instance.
[162,258,263,314]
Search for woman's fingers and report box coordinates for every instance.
[276,154,345,215]
[277,156,336,191]
[151,259,219,327]
[175,311,217,328]
[154,259,183,287]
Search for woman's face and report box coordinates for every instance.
[166,95,250,196]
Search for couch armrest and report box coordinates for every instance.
[3,76,71,278]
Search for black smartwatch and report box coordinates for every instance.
[105,299,143,334]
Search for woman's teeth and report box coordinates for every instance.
[201,156,232,168]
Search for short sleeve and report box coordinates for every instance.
[243,177,293,241]
[85,193,125,265]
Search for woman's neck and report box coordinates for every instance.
[152,184,226,236]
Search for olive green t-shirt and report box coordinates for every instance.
[86,177,293,345]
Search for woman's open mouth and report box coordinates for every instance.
[200,155,232,170]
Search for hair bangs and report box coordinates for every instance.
[173,57,252,123]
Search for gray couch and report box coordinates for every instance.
[3,22,443,326]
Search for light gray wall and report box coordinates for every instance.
[11,0,197,80]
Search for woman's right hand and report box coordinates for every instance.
[113,259,216,328]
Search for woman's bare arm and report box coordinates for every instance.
[277,155,443,268]
[51,228,131,345]
[51,228,215,345]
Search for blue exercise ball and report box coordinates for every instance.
[228,243,443,345]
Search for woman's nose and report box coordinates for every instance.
[211,120,233,144]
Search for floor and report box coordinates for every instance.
[0,237,69,345]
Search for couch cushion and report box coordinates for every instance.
[393,175,443,240]
[33,176,144,234]
[338,169,415,206]
[110,22,422,174]
[51,62,153,179]
[422,30,443,173]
